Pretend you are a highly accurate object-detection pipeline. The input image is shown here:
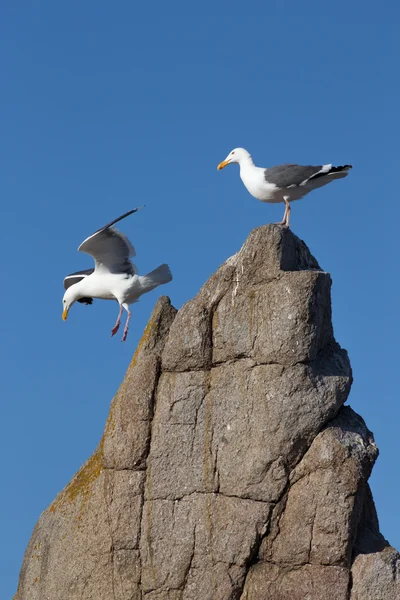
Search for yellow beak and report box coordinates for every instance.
[217,160,230,171]
[62,307,69,321]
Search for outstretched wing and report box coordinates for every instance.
[63,268,94,305]
[78,207,144,275]
[63,268,94,290]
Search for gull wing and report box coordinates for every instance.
[63,268,94,290]
[63,268,94,305]
[264,164,352,188]
[78,207,144,275]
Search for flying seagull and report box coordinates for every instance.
[217,147,352,227]
[62,207,172,342]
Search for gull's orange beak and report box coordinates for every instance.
[217,160,230,171]
[62,307,69,321]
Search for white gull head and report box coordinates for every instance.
[62,285,81,321]
[217,147,253,170]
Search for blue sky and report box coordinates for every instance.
[1,2,399,596]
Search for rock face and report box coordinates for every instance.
[15,225,399,600]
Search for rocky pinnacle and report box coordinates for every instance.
[15,225,399,600]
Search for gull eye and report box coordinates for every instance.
[232,151,235,155]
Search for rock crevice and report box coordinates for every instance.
[15,225,399,600]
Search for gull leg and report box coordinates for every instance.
[276,203,288,226]
[284,197,291,228]
[111,304,123,337]
[121,304,132,342]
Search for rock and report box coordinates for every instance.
[16,297,176,600]
[242,563,350,600]
[15,225,399,600]
[350,484,400,599]
[351,546,400,599]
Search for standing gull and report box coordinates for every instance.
[217,148,352,227]
[62,207,172,342]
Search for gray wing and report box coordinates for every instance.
[63,268,94,305]
[63,268,94,290]
[78,207,144,275]
[264,164,324,188]
[264,164,352,189]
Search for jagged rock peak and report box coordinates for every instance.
[15,225,399,600]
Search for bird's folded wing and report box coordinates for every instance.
[264,164,325,188]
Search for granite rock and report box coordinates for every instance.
[15,225,399,600]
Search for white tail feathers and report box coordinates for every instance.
[139,264,173,292]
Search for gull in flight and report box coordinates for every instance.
[217,147,352,227]
[62,207,172,342]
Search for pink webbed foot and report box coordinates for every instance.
[111,323,120,337]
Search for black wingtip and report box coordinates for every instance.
[96,206,146,234]
[331,164,353,172]
[107,205,145,227]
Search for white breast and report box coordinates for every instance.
[239,165,280,203]
[82,272,133,301]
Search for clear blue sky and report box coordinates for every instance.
[1,2,399,596]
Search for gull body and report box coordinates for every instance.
[217,147,352,226]
[62,207,172,342]
[64,271,160,304]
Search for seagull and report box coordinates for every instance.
[62,207,172,342]
[217,148,352,227]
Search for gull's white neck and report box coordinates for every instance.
[74,278,87,296]
[238,157,258,190]
[237,154,270,200]
[238,155,255,171]
[238,154,259,184]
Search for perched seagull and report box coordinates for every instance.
[217,148,352,227]
[62,207,172,342]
